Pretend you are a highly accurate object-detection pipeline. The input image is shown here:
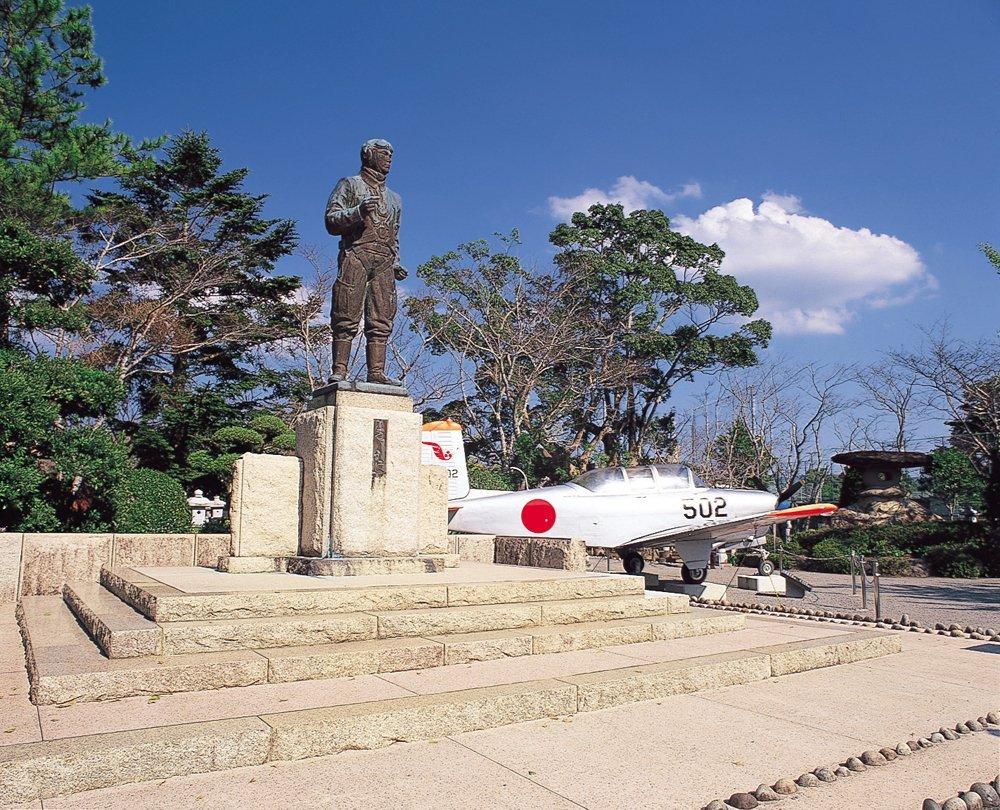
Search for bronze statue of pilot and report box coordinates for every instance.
[324,138,407,387]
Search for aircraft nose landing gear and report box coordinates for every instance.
[745,550,775,576]
[681,564,707,585]
[621,551,645,576]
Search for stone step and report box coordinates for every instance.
[155,594,686,654]
[262,611,747,682]
[100,565,648,622]
[161,611,379,654]
[216,556,286,574]
[62,582,163,658]
[100,566,451,623]
[285,554,459,576]
[372,594,687,640]
[0,630,901,804]
[19,605,745,703]
[17,597,267,705]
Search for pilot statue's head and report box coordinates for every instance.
[360,139,393,177]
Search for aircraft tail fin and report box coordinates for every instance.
[421,418,471,500]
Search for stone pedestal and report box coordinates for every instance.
[493,536,588,571]
[295,388,444,558]
[229,453,302,558]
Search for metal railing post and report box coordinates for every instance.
[860,554,867,609]
[873,559,881,621]
[777,526,784,573]
[851,551,857,596]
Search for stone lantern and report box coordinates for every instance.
[187,489,211,527]
[830,450,932,525]
[207,495,227,521]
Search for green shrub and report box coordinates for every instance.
[112,469,192,533]
[792,521,991,577]
[467,460,517,491]
[211,426,264,452]
[272,431,297,451]
[795,522,978,555]
[248,414,288,439]
[807,538,854,574]
[201,517,230,534]
[924,543,986,578]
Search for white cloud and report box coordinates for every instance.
[760,191,803,213]
[547,176,701,220]
[674,195,934,335]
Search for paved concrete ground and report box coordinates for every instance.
[590,556,1000,630]
[703,567,1000,630]
[4,607,995,809]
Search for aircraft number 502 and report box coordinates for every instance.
[682,497,727,520]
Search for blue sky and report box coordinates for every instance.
[81,1,998,422]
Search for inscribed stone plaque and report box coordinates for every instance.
[372,419,388,477]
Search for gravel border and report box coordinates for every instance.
[689,596,1000,642]
[700,711,1000,809]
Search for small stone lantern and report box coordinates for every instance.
[187,489,211,527]
[207,494,227,521]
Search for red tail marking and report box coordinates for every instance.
[421,440,453,461]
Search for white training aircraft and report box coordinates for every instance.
[421,420,836,584]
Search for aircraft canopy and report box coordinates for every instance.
[571,464,705,493]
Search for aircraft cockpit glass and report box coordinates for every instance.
[623,466,656,491]
[571,468,629,493]
[572,465,702,493]
[651,464,693,489]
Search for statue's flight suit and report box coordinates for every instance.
[324,141,406,385]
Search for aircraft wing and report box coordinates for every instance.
[617,503,837,551]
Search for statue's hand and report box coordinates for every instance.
[359,196,380,216]
[394,265,408,281]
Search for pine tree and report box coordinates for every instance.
[0,0,154,346]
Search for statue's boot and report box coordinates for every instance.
[366,340,403,387]
[328,338,353,383]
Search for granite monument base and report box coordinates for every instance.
[294,387,449,560]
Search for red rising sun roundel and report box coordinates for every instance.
[521,498,556,533]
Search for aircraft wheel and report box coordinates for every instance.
[681,564,707,585]
[622,552,645,576]
[757,559,775,576]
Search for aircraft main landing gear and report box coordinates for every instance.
[681,564,707,585]
[757,558,775,576]
[621,551,645,576]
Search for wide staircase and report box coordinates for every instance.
[19,564,736,704]
[4,563,900,803]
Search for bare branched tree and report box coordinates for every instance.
[275,247,333,394]
[386,313,463,409]
[680,360,853,502]
[889,322,1000,525]
[853,360,925,450]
